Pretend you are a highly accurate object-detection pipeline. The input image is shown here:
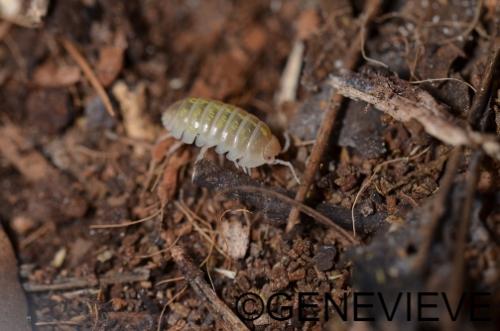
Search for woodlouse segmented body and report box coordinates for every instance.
[162,97,282,170]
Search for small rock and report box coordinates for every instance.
[51,247,67,268]
[288,268,306,282]
[97,250,113,263]
[170,302,190,318]
[85,95,117,131]
[11,215,36,235]
[338,102,387,158]
[111,297,127,311]
[270,264,289,290]
[313,245,337,271]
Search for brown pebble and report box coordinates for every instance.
[313,245,337,271]
[270,264,289,290]
[11,215,36,235]
[288,268,306,282]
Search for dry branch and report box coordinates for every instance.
[170,245,249,331]
[193,159,384,237]
[286,0,384,233]
[329,71,500,160]
[23,268,150,292]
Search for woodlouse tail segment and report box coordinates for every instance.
[274,159,301,184]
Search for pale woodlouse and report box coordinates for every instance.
[162,97,299,182]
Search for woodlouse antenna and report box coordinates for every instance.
[274,159,300,184]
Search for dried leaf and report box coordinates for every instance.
[112,81,157,155]
[218,218,249,260]
[157,149,191,204]
[97,46,125,87]
[152,136,177,163]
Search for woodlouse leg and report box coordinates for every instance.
[232,160,239,170]
[195,146,209,164]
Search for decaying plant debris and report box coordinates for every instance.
[0,0,499,330]
[329,70,500,160]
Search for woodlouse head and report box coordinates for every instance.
[263,135,281,163]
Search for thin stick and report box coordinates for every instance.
[157,285,188,331]
[155,276,185,287]
[35,321,82,327]
[329,72,500,160]
[170,245,250,331]
[61,38,116,117]
[441,151,481,331]
[442,41,497,330]
[467,46,500,128]
[410,77,477,93]
[286,0,383,233]
[90,210,160,229]
[225,186,358,245]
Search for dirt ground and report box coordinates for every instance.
[0,0,499,330]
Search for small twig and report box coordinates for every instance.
[20,222,54,249]
[410,77,477,93]
[441,39,497,330]
[329,72,500,160]
[351,147,429,237]
[157,285,188,331]
[170,245,250,331]
[225,186,358,245]
[441,151,481,331]
[24,269,150,292]
[35,321,82,327]
[286,0,383,233]
[90,210,160,229]
[61,38,116,117]
[155,276,185,287]
[467,46,500,128]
